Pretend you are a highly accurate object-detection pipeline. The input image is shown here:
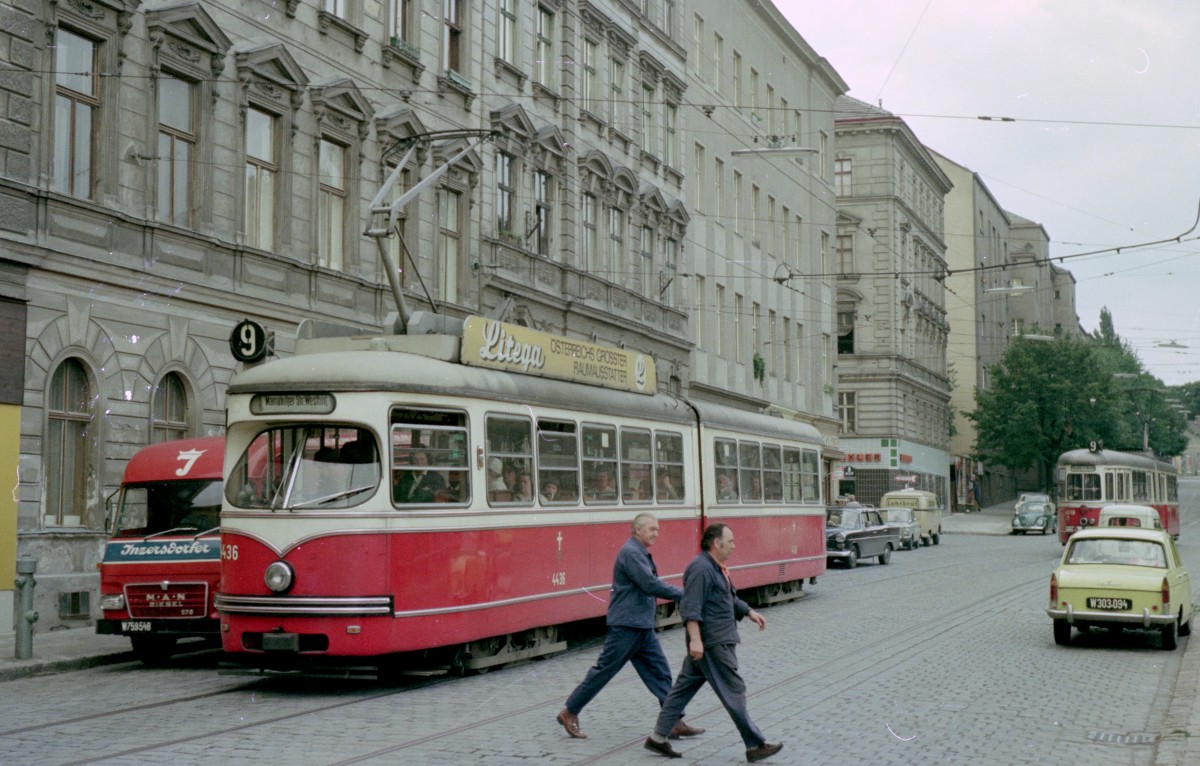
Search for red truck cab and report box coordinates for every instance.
[96,436,224,663]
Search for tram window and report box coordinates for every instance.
[391,410,468,505]
[714,438,738,503]
[1132,471,1150,502]
[801,449,820,503]
[1105,473,1115,502]
[537,419,579,504]
[654,432,684,503]
[621,428,653,503]
[1167,475,1178,502]
[761,446,783,502]
[486,415,533,506]
[227,425,379,511]
[582,425,618,504]
[739,442,762,502]
[1066,473,1101,501]
[781,448,802,503]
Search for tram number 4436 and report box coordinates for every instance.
[550,571,566,586]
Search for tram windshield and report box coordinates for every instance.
[226,425,379,510]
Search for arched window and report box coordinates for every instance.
[45,358,93,527]
[151,371,190,443]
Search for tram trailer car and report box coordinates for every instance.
[1056,446,1179,545]
[216,318,826,673]
[96,436,224,664]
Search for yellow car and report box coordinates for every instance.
[1047,527,1192,650]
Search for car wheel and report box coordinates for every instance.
[1163,618,1179,650]
[922,536,930,547]
[1053,620,1071,646]
[131,636,177,666]
[879,545,892,565]
[846,546,859,569]
[1181,614,1192,637]
[932,532,940,545]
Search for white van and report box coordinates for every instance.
[1096,503,1162,531]
[879,488,943,546]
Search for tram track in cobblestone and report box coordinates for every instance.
[9,539,1058,765]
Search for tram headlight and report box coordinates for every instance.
[264,561,295,593]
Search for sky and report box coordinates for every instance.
[775,0,1200,386]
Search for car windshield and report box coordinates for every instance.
[827,509,858,527]
[883,509,912,523]
[1019,503,1048,515]
[1065,538,1167,568]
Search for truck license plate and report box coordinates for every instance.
[1087,597,1131,611]
[122,621,152,633]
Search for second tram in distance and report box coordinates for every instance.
[1056,445,1179,544]
[216,316,827,672]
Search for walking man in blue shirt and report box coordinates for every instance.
[557,513,705,741]
[643,522,782,763]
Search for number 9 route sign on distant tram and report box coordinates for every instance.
[229,319,268,363]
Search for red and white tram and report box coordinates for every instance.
[216,317,826,672]
[1056,445,1179,544]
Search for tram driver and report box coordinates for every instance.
[394,450,446,504]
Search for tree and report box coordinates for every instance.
[970,336,1122,490]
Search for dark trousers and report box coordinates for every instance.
[654,643,765,748]
[565,626,674,714]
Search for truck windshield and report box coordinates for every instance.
[116,480,223,537]
[226,425,379,511]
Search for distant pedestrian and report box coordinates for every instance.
[643,523,782,763]
[557,513,704,741]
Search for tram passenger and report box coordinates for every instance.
[503,462,519,492]
[655,470,679,501]
[586,471,618,502]
[394,451,445,504]
[557,513,703,742]
[514,472,535,503]
[716,472,738,502]
[540,480,560,503]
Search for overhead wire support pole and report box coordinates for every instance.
[366,130,493,333]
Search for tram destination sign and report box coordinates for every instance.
[461,316,656,394]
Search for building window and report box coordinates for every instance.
[714,157,724,219]
[712,34,723,94]
[694,275,706,348]
[715,284,725,356]
[151,372,190,443]
[244,107,276,251]
[498,0,517,65]
[664,103,677,168]
[641,84,655,154]
[535,7,553,87]
[732,51,742,109]
[837,310,855,354]
[692,143,704,212]
[533,170,551,256]
[439,189,461,302]
[582,39,598,112]
[751,184,760,243]
[52,28,97,198]
[610,59,625,129]
[837,233,853,273]
[664,237,679,307]
[733,170,742,234]
[45,358,93,527]
[442,0,463,73]
[734,292,744,363]
[692,14,703,77]
[386,164,411,287]
[581,192,597,271]
[495,152,514,233]
[389,0,414,45]
[839,391,857,433]
[156,76,194,226]
[834,157,852,196]
[608,207,624,279]
[318,138,347,271]
[324,0,346,16]
[639,226,654,298]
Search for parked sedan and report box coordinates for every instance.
[1047,527,1192,649]
[1012,501,1055,535]
[881,507,922,550]
[826,504,900,568]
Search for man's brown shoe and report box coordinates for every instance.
[746,742,783,762]
[556,708,586,739]
[668,720,706,738]
[643,737,683,758]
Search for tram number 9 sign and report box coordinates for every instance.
[230,319,268,363]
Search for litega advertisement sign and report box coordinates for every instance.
[461,316,656,394]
